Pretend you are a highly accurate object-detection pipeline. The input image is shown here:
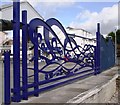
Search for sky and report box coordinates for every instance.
[0,0,119,36]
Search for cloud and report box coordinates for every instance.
[19,0,76,19]
[1,0,76,20]
[25,0,76,19]
[20,0,76,7]
[20,0,119,2]
[70,4,118,35]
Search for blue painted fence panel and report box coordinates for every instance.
[100,35,115,71]
[3,1,99,103]
[3,1,115,104]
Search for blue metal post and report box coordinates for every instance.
[96,23,101,74]
[12,1,21,102]
[94,46,97,75]
[4,51,10,104]
[34,33,39,96]
[22,10,28,100]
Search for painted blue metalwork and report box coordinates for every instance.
[22,10,28,100]
[3,1,115,103]
[34,32,39,97]
[100,35,115,71]
[3,1,108,104]
[95,23,101,74]
[4,51,10,104]
[12,0,21,102]
[26,17,96,97]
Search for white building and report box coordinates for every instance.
[66,27,96,47]
[0,2,44,103]
[0,32,7,45]
[0,1,44,54]
[0,2,96,54]
[51,26,96,49]
[0,32,8,53]
[1,2,44,23]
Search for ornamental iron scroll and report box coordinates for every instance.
[3,1,100,104]
[28,18,96,81]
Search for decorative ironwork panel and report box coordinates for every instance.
[24,18,96,96]
[3,1,100,104]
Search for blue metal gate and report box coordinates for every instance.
[3,1,102,104]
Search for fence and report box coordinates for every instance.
[100,35,115,71]
[2,1,115,104]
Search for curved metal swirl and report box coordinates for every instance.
[28,18,95,80]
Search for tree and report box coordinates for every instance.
[107,29,120,44]
[107,31,115,42]
[116,29,120,44]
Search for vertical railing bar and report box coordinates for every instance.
[94,46,97,75]
[34,32,39,97]
[12,1,21,102]
[4,51,10,104]
[96,23,101,74]
[22,10,28,100]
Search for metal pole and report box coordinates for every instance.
[95,23,100,74]
[34,32,39,97]
[4,51,10,104]
[22,10,28,100]
[97,23,100,73]
[13,1,21,102]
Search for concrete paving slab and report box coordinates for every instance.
[101,67,118,76]
[65,88,87,93]
[108,91,118,103]
[83,76,112,85]
[25,86,87,103]
[19,66,118,104]
[60,83,90,91]
[73,83,95,90]
[75,75,112,90]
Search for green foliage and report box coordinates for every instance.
[116,29,120,44]
[105,36,110,42]
[108,31,115,42]
[107,29,120,44]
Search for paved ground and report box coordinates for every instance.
[108,57,120,103]
[19,66,118,103]
[108,74,120,103]
[108,91,118,103]
[0,59,119,104]
[0,60,94,104]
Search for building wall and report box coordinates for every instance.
[1,2,43,23]
[66,28,96,47]
[0,32,7,45]
[47,27,96,48]
[1,2,44,55]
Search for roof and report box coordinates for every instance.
[66,27,91,34]
[0,3,13,9]
[68,34,96,41]
[0,1,44,31]
[2,38,13,45]
[0,1,44,20]
[0,19,23,31]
